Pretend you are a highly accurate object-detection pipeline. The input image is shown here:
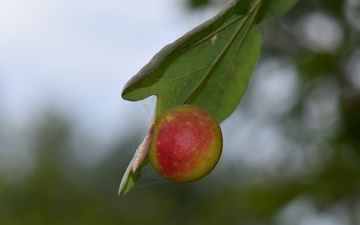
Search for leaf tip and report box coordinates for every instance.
[118,162,132,197]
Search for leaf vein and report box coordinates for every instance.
[183,0,261,104]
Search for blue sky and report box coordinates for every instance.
[0,0,219,143]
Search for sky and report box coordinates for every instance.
[0,0,219,144]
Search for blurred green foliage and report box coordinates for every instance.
[1,0,360,224]
[188,0,211,8]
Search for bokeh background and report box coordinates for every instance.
[1,0,360,224]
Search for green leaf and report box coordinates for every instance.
[256,0,298,24]
[118,161,140,197]
[122,0,261,123]
[120,0,298,196]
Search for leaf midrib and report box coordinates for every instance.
[182,0,261,104]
